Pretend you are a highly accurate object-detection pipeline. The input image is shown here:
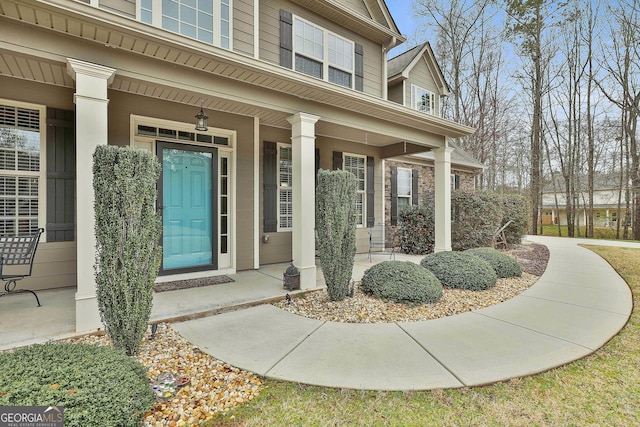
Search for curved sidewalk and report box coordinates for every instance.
[173,236,634,391]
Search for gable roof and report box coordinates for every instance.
[387,42,450,95]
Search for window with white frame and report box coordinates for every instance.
[294,16,354,88]
[411,84,435,115]
[140,0,231,48]
[278,144,293,230]
[343,154,366,226]
[397,168,412,211]
[0,103,44,236]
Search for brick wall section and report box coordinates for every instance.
[383,160,475,246]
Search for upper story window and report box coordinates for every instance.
[0,102,45,236]
[293,17,354,89]
[140,0,231,48]
[411,84,435,115]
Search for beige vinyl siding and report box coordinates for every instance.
[234,0,255,56]
[18,242,77,291]
[341,0,372,18]
[259,126,292,265]
[99,0,135,18]
[405,57,441,116]
[387,82,403,105]
[259,0,384,98]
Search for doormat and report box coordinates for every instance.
[154,275,235,293]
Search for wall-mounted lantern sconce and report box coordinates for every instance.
[195,98,208,131]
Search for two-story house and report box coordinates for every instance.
[0,0,474,333]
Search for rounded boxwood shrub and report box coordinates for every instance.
[465,247,522,278]
[361,261,443,304]
[420,251,497,291]
[0,342,155,427]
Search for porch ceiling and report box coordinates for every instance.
[0,0,474,147]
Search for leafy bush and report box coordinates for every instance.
[451,191,503,251]
[420,251,497,291]
[0,342,155,426]
[94,146,162,356]
[501,194,529,244]
[465,247,522,278]
[361,261,443,304]
[398,204,435,255]
[316,169,358,301]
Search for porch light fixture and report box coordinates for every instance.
[195,98,208,131]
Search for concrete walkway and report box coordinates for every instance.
[174,236,635,391]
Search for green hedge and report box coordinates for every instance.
[451,191,503,251]
[0,343,155,427]
[361,261,443,304]
[420,251,497,291]
[465,247,522,278]
[398,204,435,255]
[501,194,529,244]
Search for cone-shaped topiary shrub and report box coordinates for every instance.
[420,251,497,291]
[0,342,155,427]
[361,261,443,304]
[316,169,358,301]
[465,247,522,278]
[94,146,162,356]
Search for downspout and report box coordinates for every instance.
[382,37,397,100]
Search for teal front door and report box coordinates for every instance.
[159,142,218,272]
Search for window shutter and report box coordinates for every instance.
[333,151,343,170]
[412,169,419,205]
[390,166,398,225]
[263,141,278,232]
[455,174,461,190]
[46,107,75,242]
[366,156,375,227]
[280,10,293,69]
[355,43,364,92]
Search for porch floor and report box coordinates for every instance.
[0,252,405,351]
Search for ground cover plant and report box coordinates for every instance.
[207,245,639,426]
[360,260,443,304]
[0,342,155,426]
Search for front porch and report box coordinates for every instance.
[0,252,422,351]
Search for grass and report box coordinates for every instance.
[540,225,633,240]
[206,245,640,427]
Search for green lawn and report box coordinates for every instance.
[540,225,633,240]
[207,245,639,427]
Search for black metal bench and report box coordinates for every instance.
[0,228,44,307]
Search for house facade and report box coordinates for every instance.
[0,0,474,333]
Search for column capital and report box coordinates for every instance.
[433,146,455,155]
[287,112,320,127]
[67,58,116,84]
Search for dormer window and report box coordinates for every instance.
[411,84,435,115]
[139,0,231,48]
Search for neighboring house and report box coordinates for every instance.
[0,0,474,333]
[541,174,629,227]
[382,42,484,244]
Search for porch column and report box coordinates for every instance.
[434,145,454,252]
[67,58,116,333]
[287,112,320,289]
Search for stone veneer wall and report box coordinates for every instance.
[383,160,476,248]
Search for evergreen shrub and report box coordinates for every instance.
[420,251,497,291]
[93,146,162,356]
[360,261,443,304]
[465,247,522,278]
[451,191,502,251]
[501,194,529,244]
[316,169,358,301]
[0,342,155,427]
[398,204,435,254]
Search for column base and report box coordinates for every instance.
[75,293,102,334]
[295,264,318,290]
[434,245,452,253]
